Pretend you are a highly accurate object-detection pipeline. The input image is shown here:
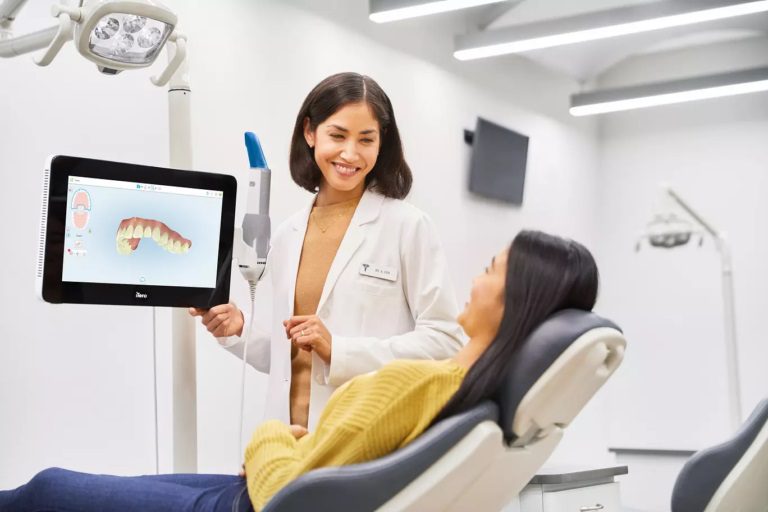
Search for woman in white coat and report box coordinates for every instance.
[190,72,465,430]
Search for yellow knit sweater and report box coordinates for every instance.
[243,359,467,510]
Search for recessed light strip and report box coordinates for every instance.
[570,67,768,116]
[370,0,506,23]
[455,0,768,60]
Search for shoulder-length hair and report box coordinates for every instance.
[431,230,600,425]
[289,72,412,199]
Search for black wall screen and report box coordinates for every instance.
[467,117,529,205]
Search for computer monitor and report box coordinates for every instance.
[467,117,529,205]
[37,155,237,307]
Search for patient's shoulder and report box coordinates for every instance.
[378,359,465,383]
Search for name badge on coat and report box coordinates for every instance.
[359,263,397,282]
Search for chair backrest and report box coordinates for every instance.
[263,309,625,512]
[671,399,768,512]
[499,309,625,445]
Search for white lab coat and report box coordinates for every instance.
[219,188,466,429]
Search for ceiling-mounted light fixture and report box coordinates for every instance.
[369,0,508,23]
[570,67,768,116]
[1,0,184,84]
[454,0,768,60]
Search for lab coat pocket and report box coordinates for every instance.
[354,276,401,298]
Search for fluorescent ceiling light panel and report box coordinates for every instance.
[570,67,768,116]
[454,0,768,60]
[369,0,507,23]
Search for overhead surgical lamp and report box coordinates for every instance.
[637,184,742,433]
[2,0,197,473]
[1,0,185,85]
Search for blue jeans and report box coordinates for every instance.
[0,467,254,512]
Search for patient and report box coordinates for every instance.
[0,230,598,512]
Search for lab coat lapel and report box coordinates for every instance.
[316,189,384,314]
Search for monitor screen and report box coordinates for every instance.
[467,117,529,205]
[38,155,237,307]
[63,176,223,288]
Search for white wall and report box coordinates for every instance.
[0,0,604,488]
[595,37,768,511]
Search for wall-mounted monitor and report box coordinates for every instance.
[465,117,529,205]
[37,155,237,307]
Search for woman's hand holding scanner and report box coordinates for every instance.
[284,315,333,364]
[189,302,245,338]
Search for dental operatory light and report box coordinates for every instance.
[637,184,743,432]
[2,0,185,85]
[369,0,507,23]
[78,3,175,70]
[636,212,702,251]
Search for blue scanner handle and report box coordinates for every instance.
[244,132,268,169]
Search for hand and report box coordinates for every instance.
[189,302,244,338]
[283,315,333,365]
[238,464,245,478]
[289,424,308,439]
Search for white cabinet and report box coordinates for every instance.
[543,482,621,511]
[517,466,627,512]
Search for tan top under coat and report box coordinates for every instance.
[289,196,361,427]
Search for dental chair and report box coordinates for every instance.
[262,309,626,512]
[671,398,768,512]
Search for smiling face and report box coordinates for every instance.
[457,248,509,340]
[304,101,381,203]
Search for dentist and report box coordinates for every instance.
[191,72,464,429]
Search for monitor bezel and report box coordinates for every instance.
[41,155,237,308]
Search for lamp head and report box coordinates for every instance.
[74,0,176,71]
[637,212,703,251]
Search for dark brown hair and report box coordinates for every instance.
[289,72,412,199]
[430,230,599,426]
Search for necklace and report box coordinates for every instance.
[310,210,346,233]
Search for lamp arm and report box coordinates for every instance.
[663,185,741,429]
[32,9,74,66]
[665,187,720,239]
[0,25,57,57]
[150,31,186,87]
[1,0,30,24]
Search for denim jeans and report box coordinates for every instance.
[0,467,254,512]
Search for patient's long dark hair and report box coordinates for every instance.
[430,230,599,425]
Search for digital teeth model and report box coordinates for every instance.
[116,217,192,255]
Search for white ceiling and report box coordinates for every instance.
[480,0,768,80]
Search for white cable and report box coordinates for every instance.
[152,306,160,475]
[238,282,258,467]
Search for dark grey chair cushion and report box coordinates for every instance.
[671,399,768,512]
[497,309,621,443]
[262,402,498,512]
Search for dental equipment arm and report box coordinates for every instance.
[235,132,271,466]
[235,132,270,285]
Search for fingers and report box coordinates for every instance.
[283,315,312,336]
[188,307,205,317]
[289,424,308,439]
[201,304,232,325]
[288,320,314,341]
